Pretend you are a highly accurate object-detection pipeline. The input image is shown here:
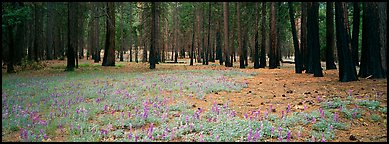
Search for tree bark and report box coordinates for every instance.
[301,2,308,71]
[351,2,360,67]
[259,2,266,68]
[102,2,115,66]
[288,2,303,73]
[335,2,358,82]
[149,2,157,69]
[66,2,76,71]
[358,2,386,79]
[326,2,337,70]
[308,2,323,77]
[237,2,244,68]
[269,2,277,69]
[223,2,231,67]
[253,2,260,69]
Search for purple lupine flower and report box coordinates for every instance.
[215,134,219,141]
[317,96,321,102]
[135,134,139,142]
[104,105,108,112]
[190,123,194,131]
[352,111,357,118]
[304,105,307,111]
[43,134,48,140]
[329,125,333,131]
[271,127,275,136]
[286,130,291,142]
[281,111,284,118]
[349,90,353,96]
[185,115,189,124]
[247,129,253,142]
[333,112,339,122]
[128,111,131,118]
[253,128,259,142]
[297,130,301,139]
[339,105,343,111]
[128,133,132,140]
[170,128,175,141]
[200,134,204,142]
[148,123,154,139]
[321,133,326,142]
[244,113,248,119]
[260,122,263,130]
[312,117,316,123]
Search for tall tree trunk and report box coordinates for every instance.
[206,2,211,65]
[149,2,157,69]
[308,2,323,77]
[190,16,195,66]
[335,2,358,82]
[66,2,76,71]
[237,2,244,68]
[269,2,277,69]
[94,3,100,63]
[119,4,124,62]
[102,2,115,66]
[301,2,308,71]
[14,2,26,65]
[174,2,178,63]
[223,2,231,67]
[259,2,266,68]
[378,2,387,78]
[253,3,260,69]
[288,2,303,73]
[326,2,337,70]
[358,2,386,79]
[351,2,360,67]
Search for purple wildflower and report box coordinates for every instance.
[270,104,273,112]
[128,111,131,118]
[286,130,291,142]
[200,134,204,142]
[135,134,139,142]
[185,115,189,124]
[190,123,194,131]
[312,117,316,123]
[253,128,259,141]
[170,128,175,141]
[287,104,291,113]
[352,111,357,118]
[321,133,326,142]
[333,112,339,122]
[248,129,252,142]
[297,130,301,139]
[349,90,353,96]
[244,113,248,119]
[104,105,108,112]
[304,105,307,111]
[317,96,321,102]
[128,133,132,140]
[271,127,275,136]
[311,135,315,142]
[215,134,219,141]
[281,111,284,118]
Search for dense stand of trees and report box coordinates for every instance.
[2,2,387,81]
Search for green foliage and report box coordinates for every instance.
[370,114,380,122]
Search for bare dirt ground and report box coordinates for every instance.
[2,58,387,142]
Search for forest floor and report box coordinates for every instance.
[2,58,387,142]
